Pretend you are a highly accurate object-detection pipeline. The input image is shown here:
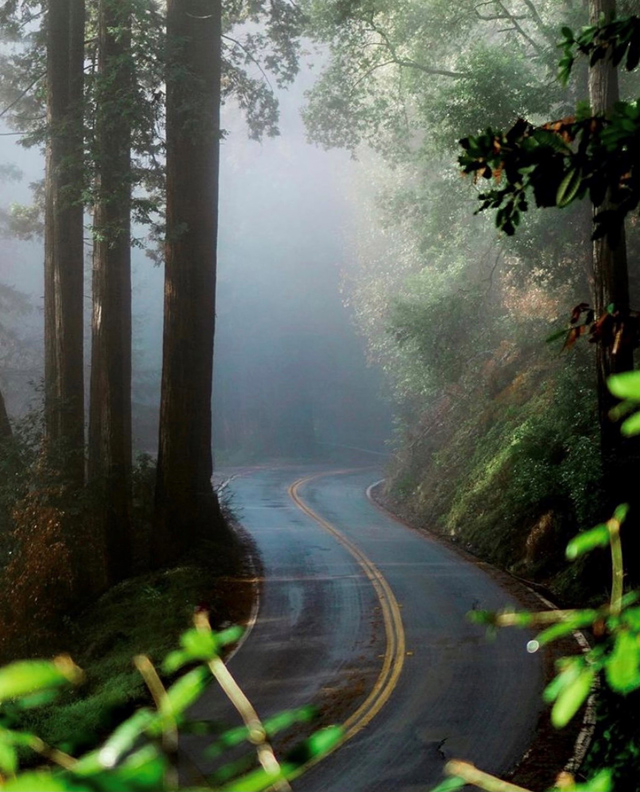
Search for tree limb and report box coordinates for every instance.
[367,19,467,78]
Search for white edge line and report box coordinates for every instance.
[530,591,597,774]
[366,478,596,777]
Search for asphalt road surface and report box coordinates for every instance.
[184,466,546,791]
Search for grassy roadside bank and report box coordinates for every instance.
[13,523,259,756]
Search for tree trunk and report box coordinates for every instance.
[589,0,640,576]
[44,0,85,486]
[589,0,633,448]
[0,387,11,441]
[88,0,133,584]
[153,0,226,565]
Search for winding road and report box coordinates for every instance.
[185,465,547,791]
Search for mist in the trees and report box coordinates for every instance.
[0,56,392,464]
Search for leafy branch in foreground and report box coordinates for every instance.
[558,15,640,85]
[432,505,631,792]
[458,101,640,242]
[459,14,640,244]
[0,618,341,791]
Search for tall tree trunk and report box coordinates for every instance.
[589,0,640,577]
[88,0,133,583]
[153,0,226,565]
[44,0,85,487]
[0,387,11,442]
[589,0,633,452]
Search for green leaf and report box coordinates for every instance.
[467,610,495,626]
[0,771,89,791]
[0,737,17,776]
[429,778,466,792]
[606,630,640,693]
[556,168,582,207]
[181,628,219,660]
[147,667,210,735]
[621,412,640,437]
[609,371,640,400]
[217,626,244,647]
[97,746,167,792]
[561,769,612,791]
[163,626,243,673]
[164,666,209,715]
[74,709,155,775]
[545,328,569,344]
[566,524,610,559]
[0,659,82,703]
[551,668,595,728]
[205,706,316,758]
[218,727,344,792]
[14,690,60,710]
[613,504,629,524]
[535,611,598,646]
[544,658,583,703]
[298,725,343,759]
[161,650,190,674]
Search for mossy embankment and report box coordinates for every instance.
[384,345,604,605]
[11,524,258,756]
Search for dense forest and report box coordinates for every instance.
[0,0,639,790]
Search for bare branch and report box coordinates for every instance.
[367,19,467,78]
[222,34,274,93]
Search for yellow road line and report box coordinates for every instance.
[286,470,406,773]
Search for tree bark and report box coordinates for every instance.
[0,387,11,441]
[153,0,226,565]
[589,0,634,462]
[88,0,133,583]
[588,0,640,580]
[44,0,85,486]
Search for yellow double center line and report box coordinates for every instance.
[288,470,406,755]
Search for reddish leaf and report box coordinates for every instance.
[570,303,591,324]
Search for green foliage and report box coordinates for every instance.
[302,0,569,155]
[460,12,640,243]
[0,0,306,255]
[559,15,640,86]
[425,43,558,144]
[399,354,601,587]
[608,371,640,436]
[0,622,341,791]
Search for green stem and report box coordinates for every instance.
[608,517,624,616]
[195,613,291,792]
[445,761,533,792]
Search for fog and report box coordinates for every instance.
[0,61,392,463]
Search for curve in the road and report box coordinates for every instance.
[187,466,545,792]
[288,471,405,750]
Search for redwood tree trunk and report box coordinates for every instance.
[44,0,85,486]
[589,0,633,454]
[153,0,226,564]
[0,387,11,441]
[89,0,133,583]
[589,0,640,577]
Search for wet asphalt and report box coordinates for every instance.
[184,466,545,791]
